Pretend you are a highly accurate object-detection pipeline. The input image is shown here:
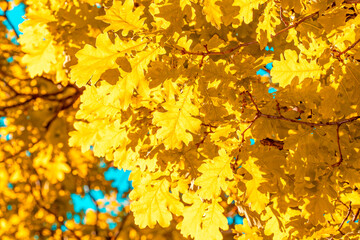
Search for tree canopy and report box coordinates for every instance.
[1,0,360,239]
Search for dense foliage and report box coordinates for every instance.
[1,0,360,239]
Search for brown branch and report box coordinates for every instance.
[338,38,360,57]
[343,0,360,3]
[241,113,260,144]
[279,7,289,26]
[339,202,352,233]
[272,12,319,37]
[332,124,344,167]
[44,90,82,129]
[259,113,360,127]
[112,213,130,240]
[0,69,81,94]
[1,138,41,162]
[243,91,261,113]
[195,131,211,148]
[88,189,99,236]
[1,2,20,38]
[0,78,18,94]
[276,100,285,117]
[352,208,360,222]
[0,83,82,125]
[0,96,35,112]
[236,91,360,167]
[29,182,81,239]
[0,71,74,100]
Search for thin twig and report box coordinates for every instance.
[241,113,260,144]
[1,2,20,38]
[279,7,289,26]
[339,202,352,233]
[332,124,344,167]
[273,12,319,37]
[29,181,81,239]
[1,138,41,163]
[344,0,360,3]
[276,100,285,117]
[259,113,360,127]
[88,189,99,236]
[353,208,360,222]
[43,91,82,129]
[0,97,35,111]
[112,213,129,240]
[337,38,360,57]
[244,91,261,113]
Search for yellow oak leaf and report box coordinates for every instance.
[69,121,99,153]
[210,125,235,142]
[233,0,267,25]
[297,32,329,59]
[69,118,129,159]
[19,7,56,31]
[18,6,57,78]
[179,193,208,240]
[202,0,223,29]
[180,0,192,10]
[234,219,263,239]
[130,178,184,228]
[179,194,228,240]
[340,167,360,188]
[19,32,57,78]
[96,0,147,35]
[76,83,122,121]
[307,226,338,239]
[256,1,281,49]
[108,44,166,110]
[271,49,324,87]
[113,140,139,170]
[262,206,287,239]
[301,195,334,225]
[201,198,229,240]
[195,149,234,199]
[70,33,147,87]
[153,85,202,149]
[341,191,360,206]
[242,157,269,213]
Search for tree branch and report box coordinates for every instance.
[343,0,360,4]
[29,180,81,239]
[237,91,360,167]
[272,12,319,38]
[279,6,289,26]
[88,189,100,237]
[352,208,360,222]
[1,2,20,38]
[259,113,360,127]
[332,124,344,167]
[1,138,41,163]
[112,213,130,240]
[43,90,83,129]
[338,202,352,233]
